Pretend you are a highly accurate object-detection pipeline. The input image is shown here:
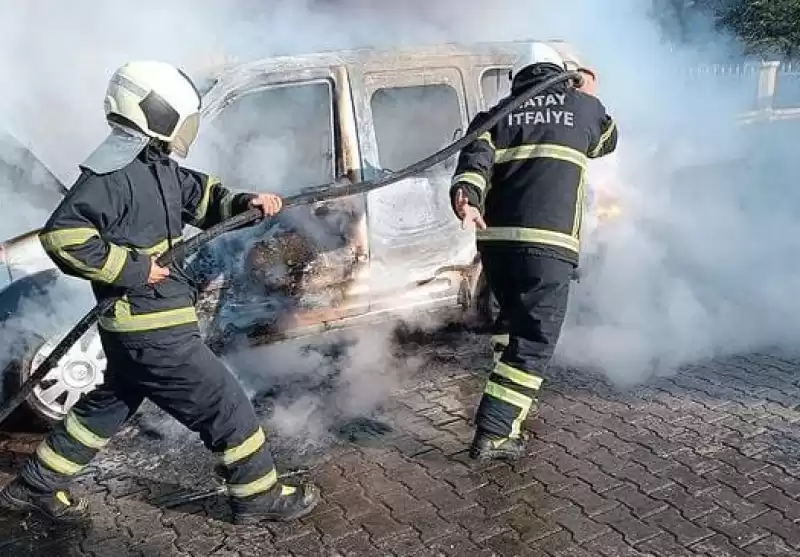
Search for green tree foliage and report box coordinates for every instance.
[720,0,800,57]
[653,0,800,57]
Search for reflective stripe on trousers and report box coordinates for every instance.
[220,427,280,499]
[21,332,279,498]
[475,249,572,440]
[33,410,112,478]
[482,360,543,438]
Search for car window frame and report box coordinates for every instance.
[196,73,341,195]
[478,66,512,110]
[368,82,465,172]
[359,66,469,173]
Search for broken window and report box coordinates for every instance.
[194,80,335,195]
[370,84,462,171]
[481,68,511,108]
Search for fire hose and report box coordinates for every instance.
[0,70,582,426]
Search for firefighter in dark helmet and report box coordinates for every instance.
[450,43,618,461]
[0,60,320,524]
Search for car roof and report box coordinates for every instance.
[197,39,581,96]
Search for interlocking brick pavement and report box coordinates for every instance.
[1,332,799,556]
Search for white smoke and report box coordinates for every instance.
[0,0,794,441]
[222,325,417,450]
[0,276,94,402]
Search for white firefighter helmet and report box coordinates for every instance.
[83,60,202,174]
[510,42,568,81]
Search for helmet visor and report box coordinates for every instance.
[170,113,200,158]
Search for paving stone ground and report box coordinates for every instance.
[1,328,799,557]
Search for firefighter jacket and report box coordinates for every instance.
[39,144,254,343]
[450,66,619,264]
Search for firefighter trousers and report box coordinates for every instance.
[21,328,279,500]
[475,246,573,439]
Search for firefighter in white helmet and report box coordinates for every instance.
[0,60,320,524]
[450,42,619,461]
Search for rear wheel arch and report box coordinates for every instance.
[0,269,61,323]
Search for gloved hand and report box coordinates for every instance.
[451,186,486,231]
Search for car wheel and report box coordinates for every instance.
[15,326,106,424]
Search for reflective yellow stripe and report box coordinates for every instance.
[510,407,530,438]
[476,227,580,252]
[191,176,221,226]
[477,131,496,150]
[222,427,266,466]
[39,228,97,249]
[102,244,127,282]
[55,491,72,507]
[220,192,236,220]
[484,381,533,411]
[36,442,84,476]
[493,361,543,390]
[133,236,183,256]
[452,171,487,191]
[48,242,127,284]
[227,468,278,498]
[65,412,109,450]
[40,227,128,283]
[281,485,297,496]
[494,143,588,169]
[573,171,587,237]
[591,121,616,158]
[98,297,198,333]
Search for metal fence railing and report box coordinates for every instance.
[773,62,800,109]
[688,62,762,111]
[686,61,800,121]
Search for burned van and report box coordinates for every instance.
[0,39,586,423]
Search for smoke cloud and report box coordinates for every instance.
[0,276,94,403]
[0,0,793,441]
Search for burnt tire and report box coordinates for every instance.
[2,344,52,432]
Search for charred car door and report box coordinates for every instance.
[352,66,476,308]
[186,67,369,346]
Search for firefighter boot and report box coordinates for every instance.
[469,431,529,462]
[230,482,321,525]
[0,479,90,523]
